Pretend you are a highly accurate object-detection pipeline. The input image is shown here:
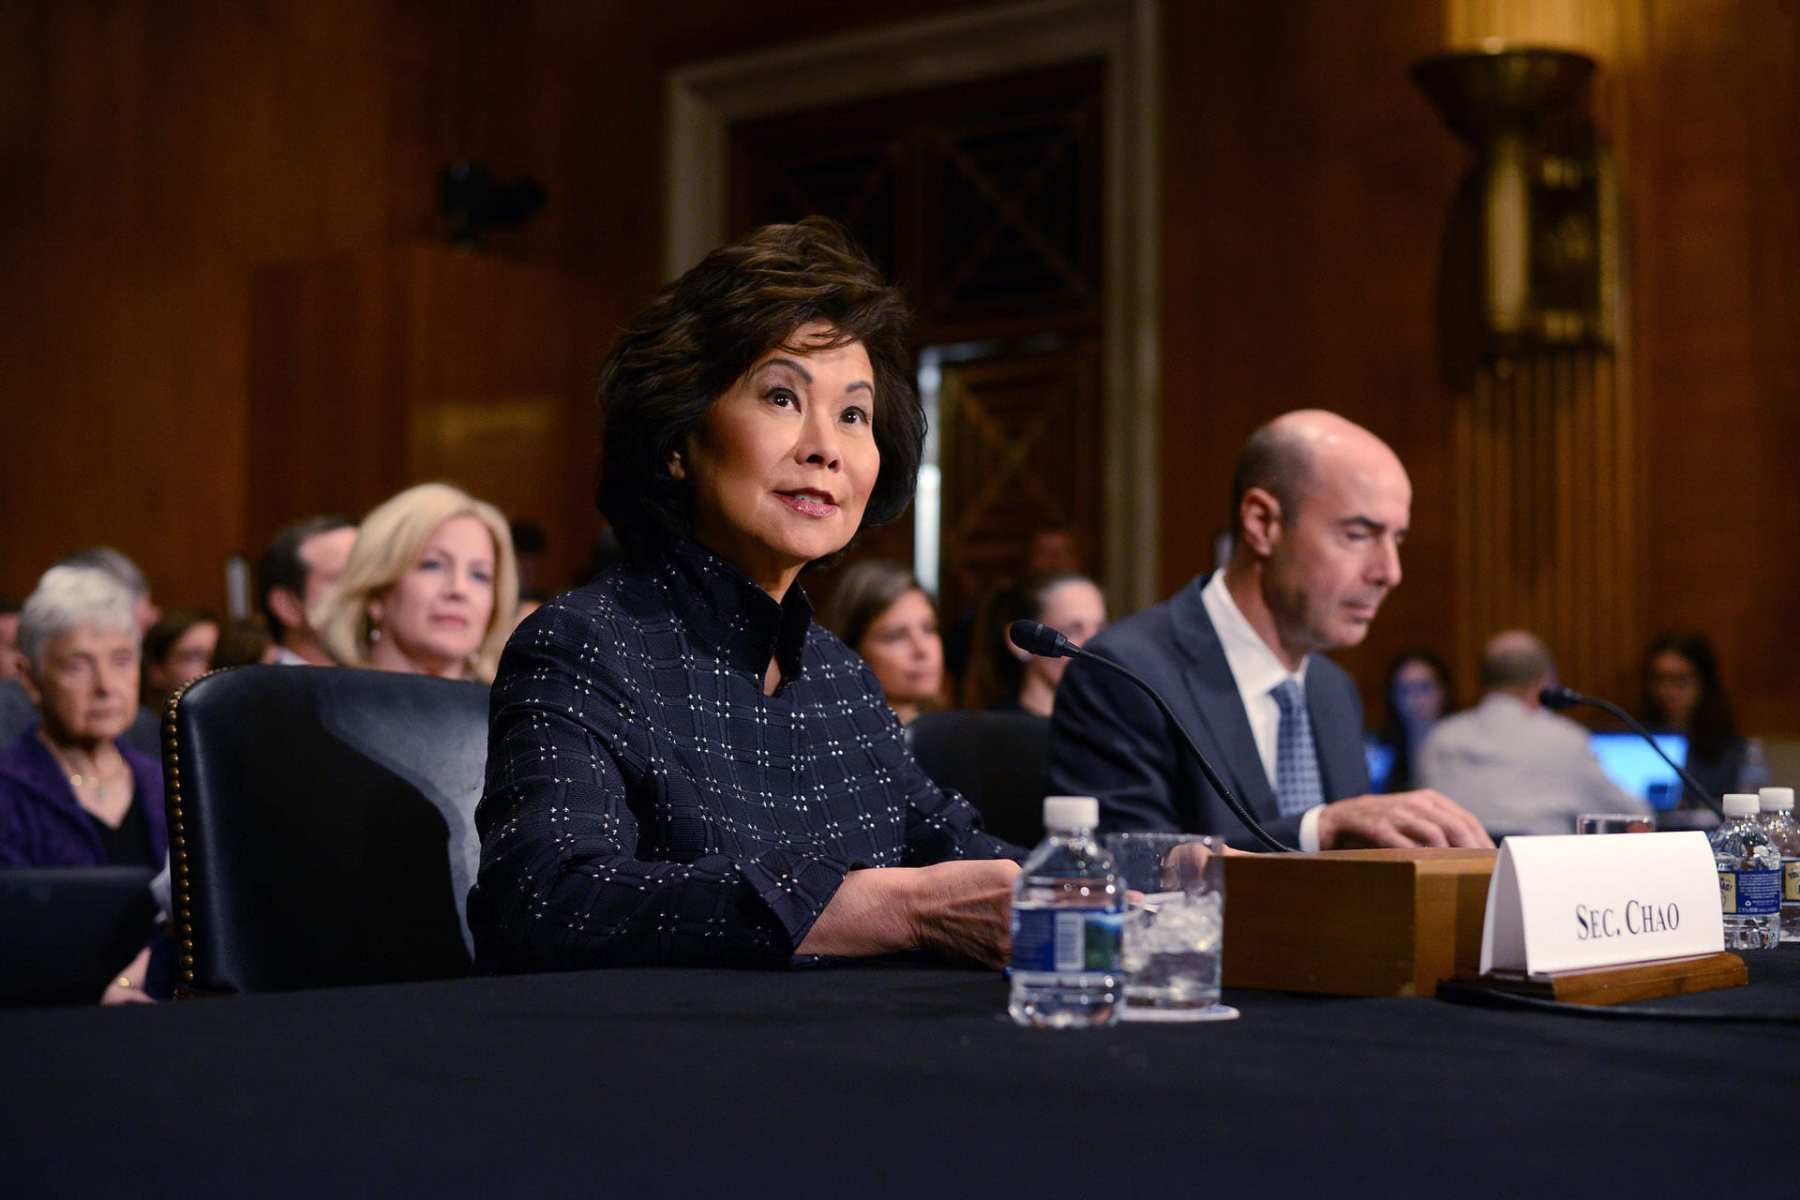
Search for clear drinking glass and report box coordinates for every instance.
[1104,832,1236,1022]
[1575,813,1656,835]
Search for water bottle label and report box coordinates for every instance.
[1011,907,1123,974]
[1784,859,1800,903]
[1718,868,1781,916]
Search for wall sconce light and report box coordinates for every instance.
[1412,43,1618,355]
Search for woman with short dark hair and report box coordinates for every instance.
[470,219,1020,973]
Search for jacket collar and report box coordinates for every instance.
[653,539,815,683]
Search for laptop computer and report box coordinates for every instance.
[1589,731,1689,811]
[0,867,157,1007]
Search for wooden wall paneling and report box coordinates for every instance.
[247,245,609,595]
[935,343,1105,623]
[1157,0,1463,717]
[1626,0,1800,733]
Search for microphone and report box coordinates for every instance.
[1538,684,1723,817]
[1011,620,1295,852]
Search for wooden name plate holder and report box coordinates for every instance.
[1467,952,1747,1005]
[1219,849,1747,1003]
[1222,848,1496,998]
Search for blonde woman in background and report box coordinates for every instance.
[313,483,519,685]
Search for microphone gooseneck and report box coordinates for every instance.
[1538,685,1723,817]
[1013,620,1295,852]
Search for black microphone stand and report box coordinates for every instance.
[1539,685,1724,818]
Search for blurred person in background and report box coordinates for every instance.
[210,620,281,669]
[0,595,31,749]
[1418,631,1636,837]
[1024,525,1083,577]
[509,519,549,602]
[55,547,162,756]
[257,515,357,667]
[1370,649,1454,793]
[1639,631,1749,803]
[57,547,159,634]
[964,573,1107,717]
[0,567,167,1001]
[944,522,1085,686]
[0,595,20,682]
[313,482,518,685]
[824,559,944,725]
[139,609,220,717]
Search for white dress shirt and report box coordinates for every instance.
[1199,572,1325,852]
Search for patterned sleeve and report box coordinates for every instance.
[843,659,1026,866]
[467,606,853,972]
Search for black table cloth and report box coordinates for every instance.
[8,956,1800,1196]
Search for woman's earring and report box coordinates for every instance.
[668,450,686,480]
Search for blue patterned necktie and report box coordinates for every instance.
[1271,678,1324,816]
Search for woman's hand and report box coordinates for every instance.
[798,859,1020,969]
[99,947,153,1006]
[904,859,1020,970]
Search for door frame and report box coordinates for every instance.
[668,0,1162,612]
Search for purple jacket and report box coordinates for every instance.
[0,727,167,868]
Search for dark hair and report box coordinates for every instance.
[257,515,353,643]
[0,595,19,615]
[1640,631,1738,761]
[210,620,273,670]
[822,560,928,656]
[597,217,921,560]
[1377,649,1455,793]
[963,572,1092,709]
[1229,420,1313,535]
[143,608,218,670]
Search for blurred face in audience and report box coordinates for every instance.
[857,588,942,715]
[300,526,357,614]
[678,324,879,596]
[21,626,140,747]
[1648,649,1701,729]
[1392,658,1447,727]
[371,515,496,678]
[1018,579,1106,693]
[145,620,220,698]
[0,611,18,681]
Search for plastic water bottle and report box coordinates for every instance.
[1008,796,1124,1028]
[1711,793,1783,949]
[1757,787,1800,944]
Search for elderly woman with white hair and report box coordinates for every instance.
[0,566,167,1001]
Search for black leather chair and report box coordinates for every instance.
[165,665,489,995]
[907,709,1050,848]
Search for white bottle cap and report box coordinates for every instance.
[1759,787,1795,812]
[1723,793,1760,817]
[1042,795,1100,830]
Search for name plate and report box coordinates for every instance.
[1479,832,1723,976]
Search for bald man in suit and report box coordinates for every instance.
[1048,410,1491,851]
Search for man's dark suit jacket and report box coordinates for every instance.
[1046,573,1371,848]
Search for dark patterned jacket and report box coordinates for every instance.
[469,539,1018,971]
